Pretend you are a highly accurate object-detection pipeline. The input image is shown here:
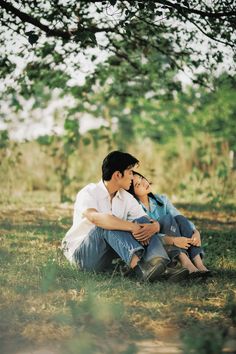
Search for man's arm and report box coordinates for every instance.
[83,208,161,241]
[132,221,160,241]
[83,208,141,233]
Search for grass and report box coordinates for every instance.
[0,193,236,354]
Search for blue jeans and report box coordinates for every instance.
[73,216,170,272]
[159,214,204,261]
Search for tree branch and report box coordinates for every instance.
[153,0,236,19]
[0,0,115,39]
[91,0,236,19]
[181,13,235,48]
[115,30,212,89]
[122,1,235,49]
[0,0,71,38]
[108,39,141,71]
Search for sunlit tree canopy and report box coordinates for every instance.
[0,0,235,95]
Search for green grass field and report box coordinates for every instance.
[1,193,236,354]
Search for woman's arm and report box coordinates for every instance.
[162,235,193,250]
[190,229,201,246]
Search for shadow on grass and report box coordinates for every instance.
[1,262,236,354]
[176,202,236,213]
[0,221,67,236]
[1,205,236,354]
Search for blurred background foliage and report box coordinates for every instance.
[0,0,235,205]
[0,72,235,205]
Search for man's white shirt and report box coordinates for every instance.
[62,180,146,263]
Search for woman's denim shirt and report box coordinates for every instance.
[139,193,195,236]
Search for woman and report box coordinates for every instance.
[128,171,211,278]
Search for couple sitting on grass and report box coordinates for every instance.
[62,150,211,283]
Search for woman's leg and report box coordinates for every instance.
[174,215,205,261]
[192,254,209,271]
[178,253,199,273]
[159,214,193,268]
[174,215,210,274]
[159,214,184,263]
[159,214,204,274]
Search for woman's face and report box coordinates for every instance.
[133,174,151,197]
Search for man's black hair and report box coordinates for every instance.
[102,151,139,181]
[128,171,163,206]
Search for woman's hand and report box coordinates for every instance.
[172,237,192,249]
[190,230,201,247]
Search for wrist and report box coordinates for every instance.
[130,223,140,233]
[152,220,160,233]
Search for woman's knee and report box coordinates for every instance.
[174,215,193,237]
[159,214,179,235]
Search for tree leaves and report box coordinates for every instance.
[74,31,97,45]
[0,0,234,92]
[0,130,9,149]
[0,57,16,76]
[25,31,39,45]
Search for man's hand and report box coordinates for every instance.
[190,230,201,247]
[132,222,160,242]
[131,223,150,246]
[172,237,192,249]
[141,239,150,246]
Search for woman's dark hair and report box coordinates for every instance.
[128,171,163,206]
[102,151,139,181]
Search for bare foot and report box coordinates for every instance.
[192,254,209,272]
[178,253,198,273]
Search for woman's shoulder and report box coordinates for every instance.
[151,193,168,206]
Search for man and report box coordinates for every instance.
[62,151,170,282]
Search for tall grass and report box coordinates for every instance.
[0,134,235,205]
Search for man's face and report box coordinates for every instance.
[119,168,134,190]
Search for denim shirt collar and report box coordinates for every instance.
[153,194,164,206]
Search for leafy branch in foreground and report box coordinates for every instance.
[0,0,235,92]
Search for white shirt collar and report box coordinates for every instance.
[97,180,123,200]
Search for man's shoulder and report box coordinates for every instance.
[120,189,139,203]
[76,182,98,197]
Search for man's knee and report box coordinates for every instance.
[133,216,151,224]
[87,226,105,241]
